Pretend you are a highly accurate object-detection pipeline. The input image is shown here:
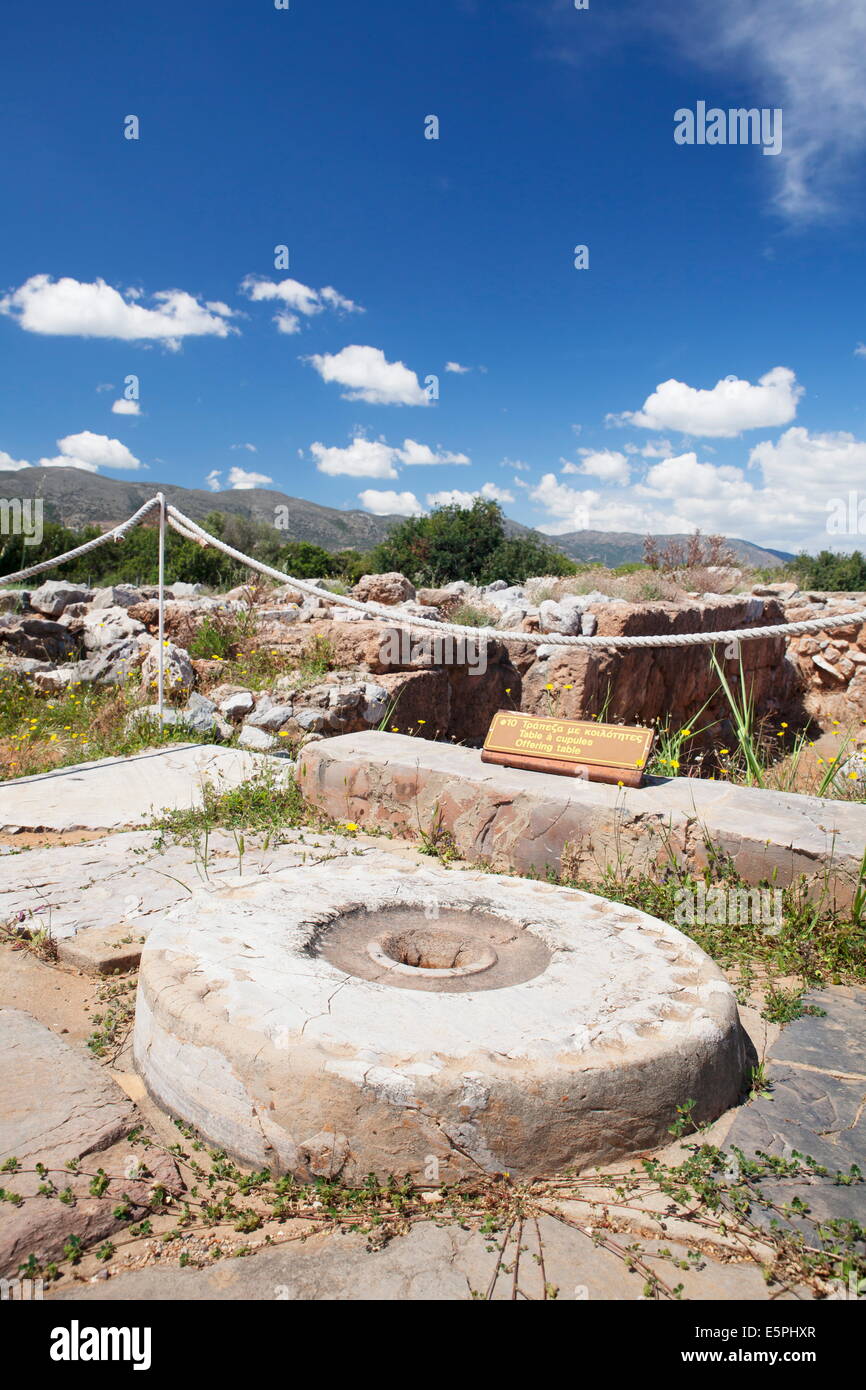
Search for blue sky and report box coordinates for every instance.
[2,0,866,553]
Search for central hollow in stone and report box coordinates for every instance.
[368,927,498,978]
[319,904,551,992]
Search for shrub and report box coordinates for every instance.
[369,499,576,585]
[792,549,866,592]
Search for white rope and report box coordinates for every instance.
[0,496,162,584]
[165,503,866,651]
[1,490,862,651]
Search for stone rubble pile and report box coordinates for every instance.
[1,572,865,745]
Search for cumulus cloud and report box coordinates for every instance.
[748,426,866,492]
[635,438,674,459]
[0,450,31,472]
[311,434,470,478]
[227,466,272,490]
[111,399,140,416]
[45,431,142,472]
[563,449,631,484]
[426,483,515,508]
[502,457,531,472]
[205,470,222,492]
[530,474,598,533]
[241,276,363,334]
[397,439,470,466]
[0,275,236,347]
[610,367,802,437]
[312,437,400,480]
[526,423,866,551]
[445,361,471,373]
[358,489,425,517]
[307,345,428,405]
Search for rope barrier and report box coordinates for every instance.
[0,496,162,584]
[2,492,864,652]
[165,504,866,651]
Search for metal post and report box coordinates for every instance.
[157,493,166,724]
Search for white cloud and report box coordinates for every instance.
[227,466,272,490]
[311,434,470,478]
[642,452,748,499]
[445,361,471,373]
[241,276,363,335]
[564,449,631,484]
[0,275,236,345]
[748,425,866,492]
[397,439,470,466]
[526,424,866,551]
[312,437,400,479]
[426,483,514,508]
[358,489,425,517]
[53,431,142,471]
[637,438,674,459]
[205,470,222,492]
[611,367,802,437]
[0,449,31,472]
[111,399,140,416]
[230,442,257,453]
[530,474,598,532]
[501,457,530,471]
[675,1,866,220]
[307,345,428,405]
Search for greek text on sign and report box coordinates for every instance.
[483,711,653,772]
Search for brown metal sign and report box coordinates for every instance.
[481,711,654,786]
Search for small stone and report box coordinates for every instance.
[352,573,416,606]
[219,690,255,720]
[246,703,295,732]
[29,580,93,619]
[295,709,326,732]
[237,725,279,751]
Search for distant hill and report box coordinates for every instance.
[0,468,791,569]
[0,468,397,550]
[542,528,792,570]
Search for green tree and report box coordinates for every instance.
[369,498,575,585]
[793,550,866,591]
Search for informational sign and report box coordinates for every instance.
[481,711,654,786]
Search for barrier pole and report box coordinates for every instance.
[157,493,166,724]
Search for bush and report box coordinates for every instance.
[792,550,866,592]
[369,499,576,585]
[0,512,375,591]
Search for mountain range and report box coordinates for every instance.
[0,468,792,569]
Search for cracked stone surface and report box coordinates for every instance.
[298,732,866,908]
[0,827,379,968]
[725,986,866,1231]
[133,860,746,1181]
[52,1213,786,1302]
[0,1008,181,1274]
[0,745,293,833]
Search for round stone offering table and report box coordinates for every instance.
[133,862,746,1182]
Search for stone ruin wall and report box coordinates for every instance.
[1,576,865,750]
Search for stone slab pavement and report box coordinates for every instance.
[0,744,292,834]
[0,1008,179,1276]
[0,828,413,969]
[725,985,866,1232]
[52,1212,786,1302]
[299,732,866,908]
